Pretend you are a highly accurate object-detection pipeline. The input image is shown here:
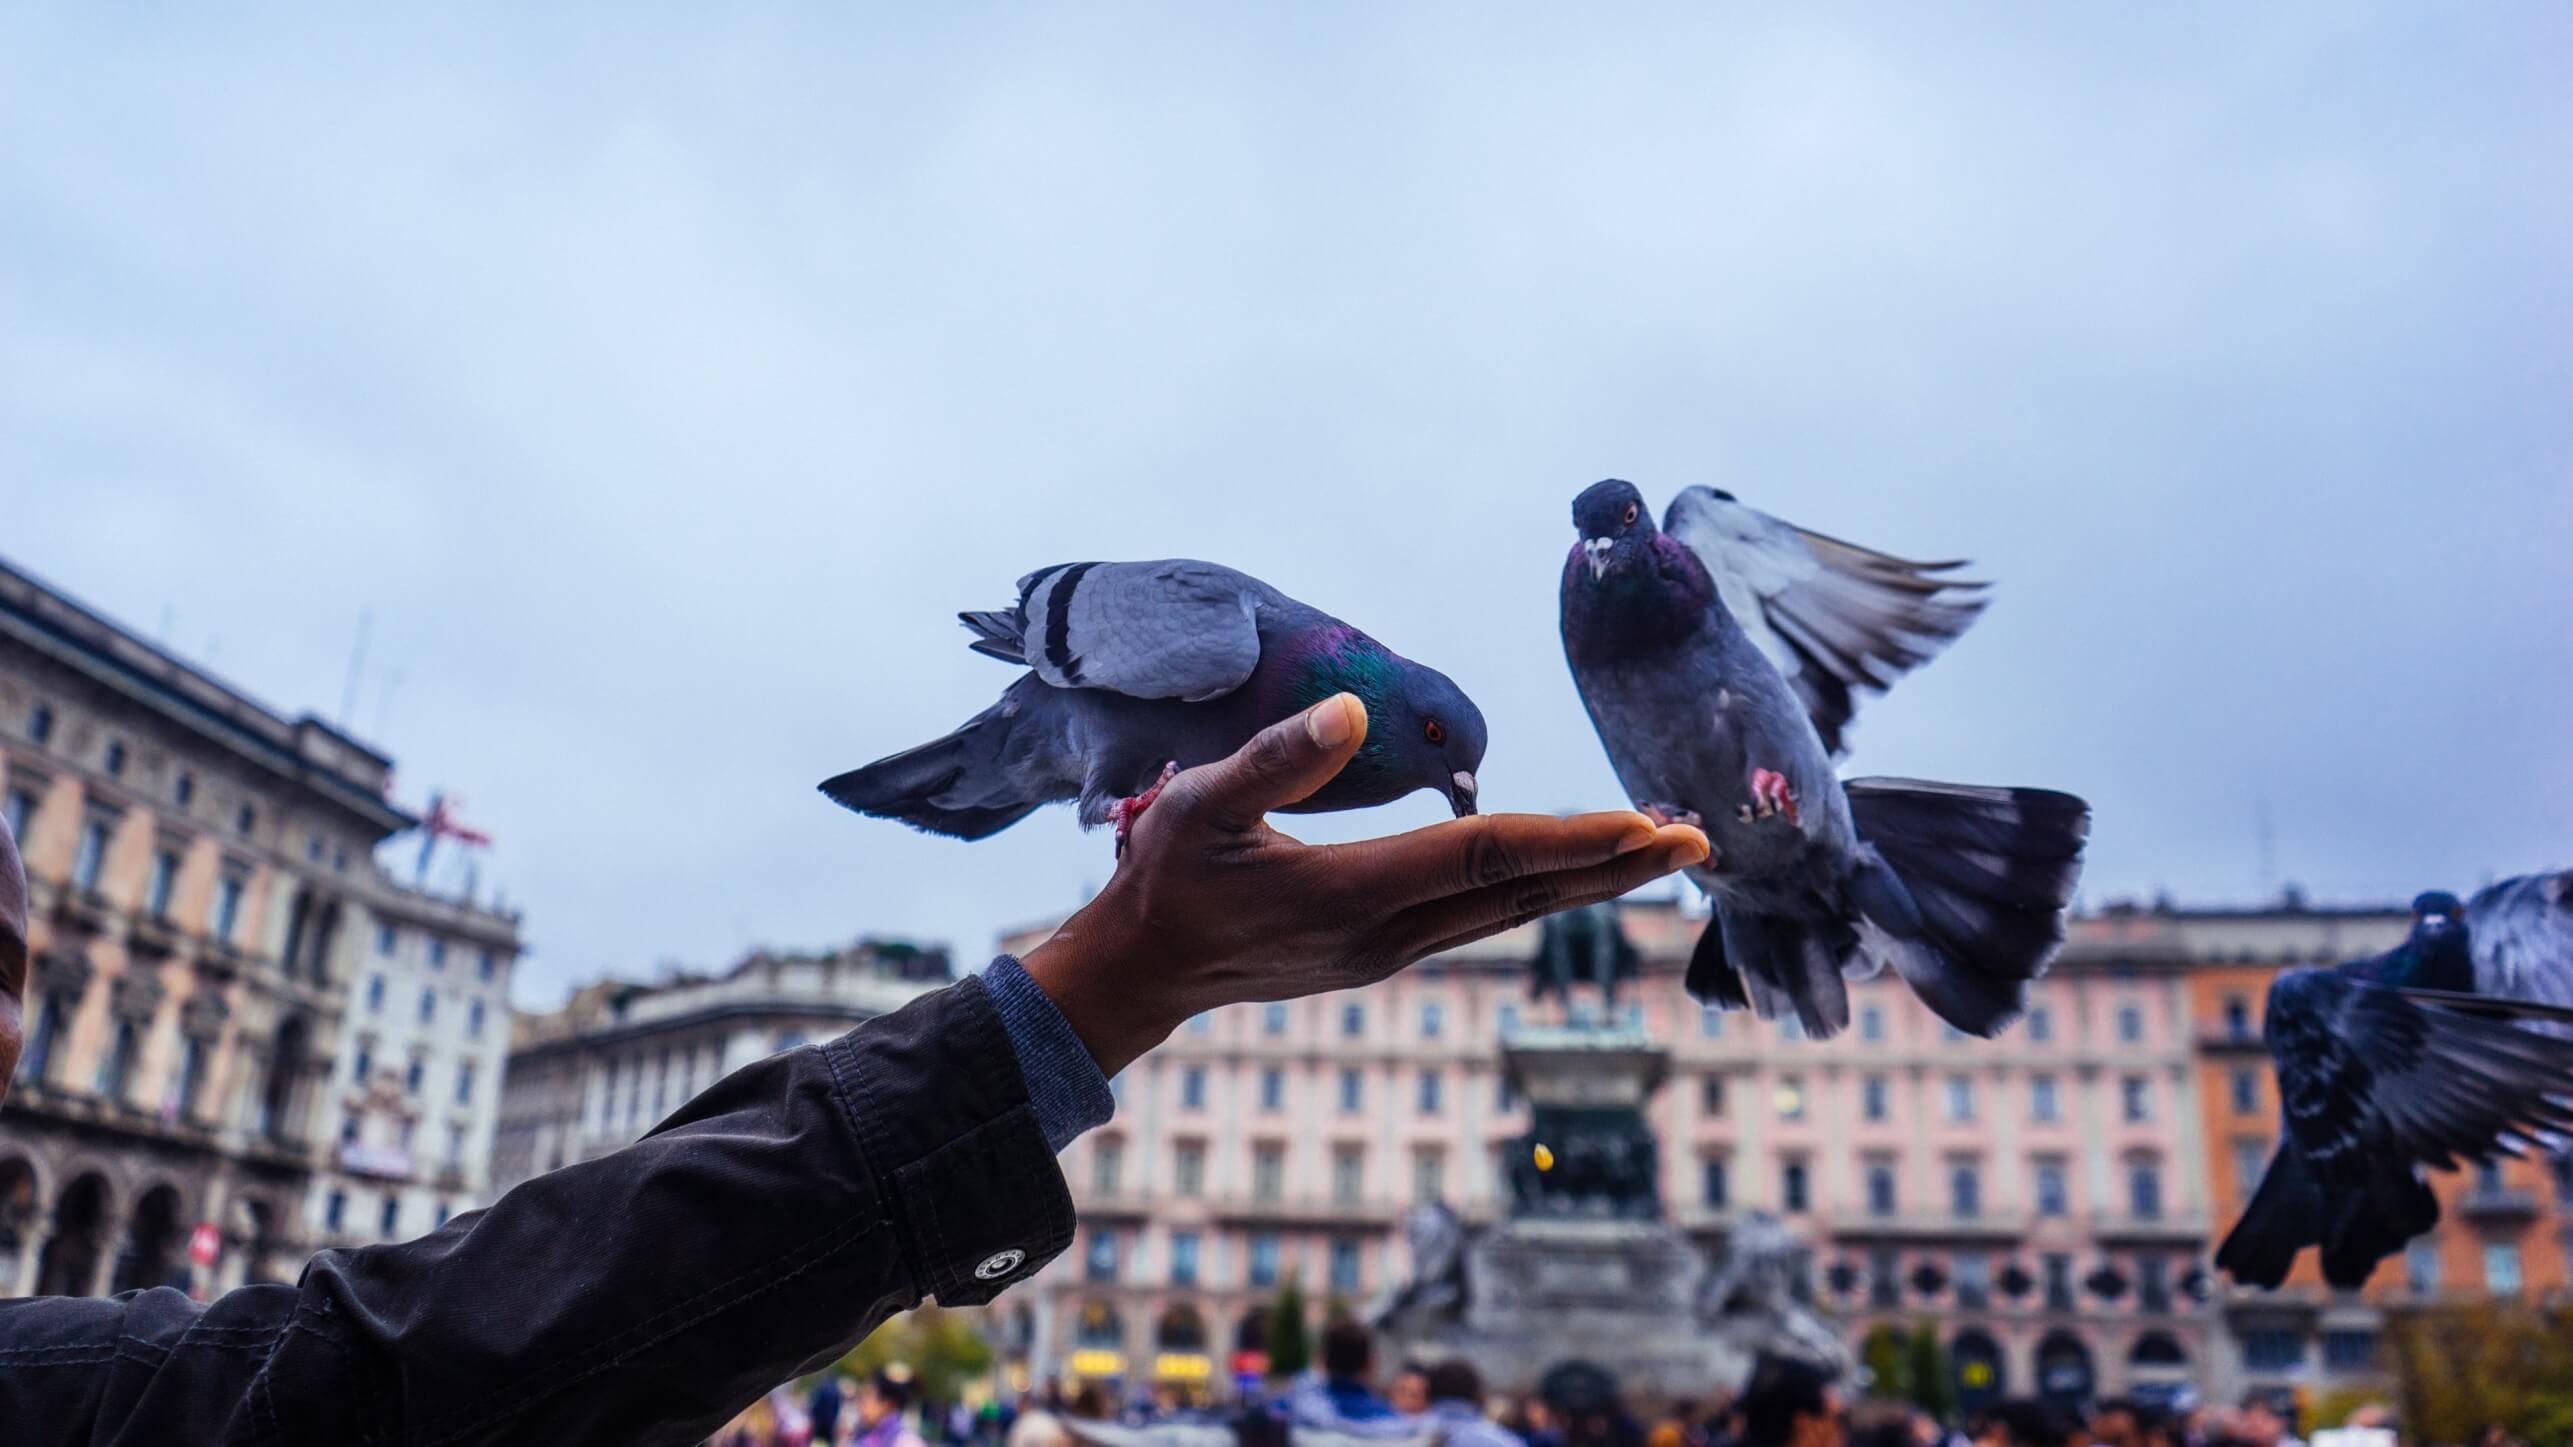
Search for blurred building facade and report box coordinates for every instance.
[1006,894,2572,1410]
[2184,899,2573,1404]
[488,941,951,1195]
[0,555,522,1299]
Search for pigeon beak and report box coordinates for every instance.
[1449,771,1479,817]
[1583,537,1613,580]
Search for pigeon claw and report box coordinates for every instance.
[1635,801,1703,830]
[1748,768,1800,826]
[1112,761,1181,859]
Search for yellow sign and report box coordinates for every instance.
[1533,1144,1556,1172]
[1154,1353,1214,1382]
[1069,1350,1127,1379]
[1962,1361,1995,1389]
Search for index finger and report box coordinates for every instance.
[1320,809,1693,909]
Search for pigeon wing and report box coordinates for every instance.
[2268,967,2573,1184]
[1662,486,1988,756]
[2467,870,2573,1034]
[1007,559,1268,702]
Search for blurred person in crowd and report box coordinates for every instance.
[1421,1360,1524,1447]
[1649,1398,1706,1447]
[2090,1400,2142,1447]
[1514,1397,1571,1447]
[1393,1362,1434,1417]
[855,1369,926,1447]
[2237,1397,2302,1447]
[1971,1401,2076,1447]
[811,1374,849,1447]
[1289,1320,1415,1433]
[1737,1358,1842,1447]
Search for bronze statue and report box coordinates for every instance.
[1527,900,1640,1014]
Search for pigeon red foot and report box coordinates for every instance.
[1113,762,1180,858]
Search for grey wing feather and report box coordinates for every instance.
[1663,486,1989,756]
[2468,869,2573,1038]
[1007,559,1268,702]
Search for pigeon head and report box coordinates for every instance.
[1288,631,1488,816]
[2410,890,2465,935]
[1570,478,1658,581]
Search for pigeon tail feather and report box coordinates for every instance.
[1845,777,2089,1036]
[818,696,1050,840]
[2216,1139,2328,1289]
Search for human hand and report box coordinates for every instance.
[1019,692,1710,1075]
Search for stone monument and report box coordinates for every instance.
[1373,902,1852,1403]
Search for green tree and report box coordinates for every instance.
[835,1306,996,1404]
[1860,1323,1911,1401]
[1905,1322,1955,1421]
[1268,1273,1313,1378]
[2385,1300,2573,1445]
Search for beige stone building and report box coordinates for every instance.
[0,554,522,1298]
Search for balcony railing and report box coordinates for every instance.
[1827,1211,2028,1243]
[2460,1187,2540,1222]
[2089,1209,2210,1243]
[1213,1196,1404,1229]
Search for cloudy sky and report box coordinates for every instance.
[6,5,2567,1005]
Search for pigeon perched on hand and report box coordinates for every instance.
[1558,479,2089,1039]
[821,559,1488,850]
[2216,879,2573,1291]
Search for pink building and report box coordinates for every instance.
[1005,896,2218,1409]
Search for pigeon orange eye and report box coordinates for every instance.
[1424,721,1446,744]
[1621,502,1639,526]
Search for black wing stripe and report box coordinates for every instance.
[1041,562,1098,678]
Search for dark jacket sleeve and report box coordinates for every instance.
[0,974,1078,1447]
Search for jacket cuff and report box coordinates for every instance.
[981,954,1117,1151]
[819,974,1078,1307]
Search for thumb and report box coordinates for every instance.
[1186,693,1368,832]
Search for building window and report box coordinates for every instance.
[1085,1232,1119,1284]
[1862,1076,1889,1122]
[1330,1237,1362,1293]
[1253,1145,1284,1203]
[467,1000,485,1039]
[2234,1140,2271,1204]
[1170,1231,1200,1286]
[1956,1252,1991,1308]
[1248,1234,1280,1288]
[2231,1069,2259,1114]
[447,1123,466,1166]
[380,1196,401,1237]
[1174,1141,1205,1197]
[1341,1003,1365,1038]
[236,803,256,836]
[352,1043,373,1082]
[2,786,34,843]
[1261,1002,1288,1037]
[1332,1146,1363,1205]
[1499,1004,1520,1036]
[378,924,397,956]
[1702,1157,1729,1209]
[1859,1005,1886,1042]
[418,989,436,1025]
[2223,995,2253,1042]
[366,974,385,1013]
[1782,1161,1810,1214]
[2027,1007,2053,1042]
[1700,1007,1724,1039]
[1413,1149,1446,1204]
[325,1191,347,1232]
[429,939,447,970]
[2035,1160,2069,1217]
[103,739,126,776]
[1869,1247,1900,1308]
[1339,1068,1363,1112]
[1417,1069,1442,1115]
[1093,1138,1123,1196]
[2323,1329,2378,1371]
[1866,1162,1897,1217]
[1945,1076,1975,1123]
[2406,1239,2441,1294]
[2139,1254,2172,1313]
[477,950,496,983]
[174,771,194,808]
[1258,1067,1284,1111]
[1420,1002,1443,1039]
[2122,1077,2151,1122]
[27,701,54,745]
[23,993,68,1084]
[97,1019,139,1100]
[2116,1004,2143,1043]
[455,1062,477,1106]
[2128,1162,2163,1219]
[1777,1077,1806,1120]
[1952,1164,1982,1218]
[2485,1243,2524,1295]
[73,813,114,890]
[1181,1066,1205,1109]
[176,1036,207,1117]
[2044,1253,2075,1311]
[147,848,181,917]
[406,1059,425,1094]
[2031,1075,2060,1123]
[2242,1328,2303,1372]
[304,835,323,864]
[1702,1076,1727,1115]
[213,873,246,942]
[433,1202,451,1229]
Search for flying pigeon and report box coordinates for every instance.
[820,559,1488,850]
[1558,479,2089,1039]
[2218,875,2573,1290]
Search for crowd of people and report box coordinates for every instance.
[706,1327,2514,1447]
